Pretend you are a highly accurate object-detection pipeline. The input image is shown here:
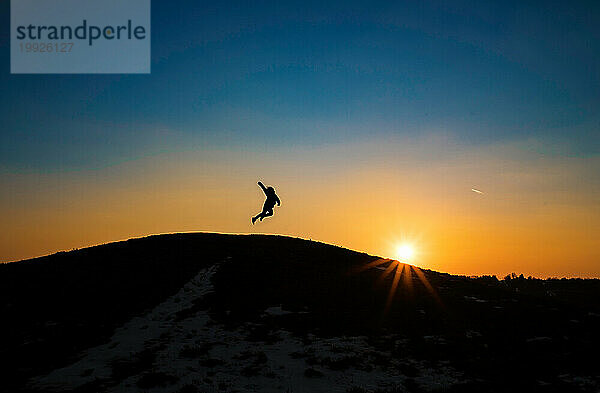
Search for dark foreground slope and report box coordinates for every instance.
[1,233,599,392]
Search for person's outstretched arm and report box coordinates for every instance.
[275,195,281,206]
[257,181,268,194]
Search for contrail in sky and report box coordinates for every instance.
[471,188,484,194]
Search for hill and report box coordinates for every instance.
[1,233,599,392]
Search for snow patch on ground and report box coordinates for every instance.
[463,295,487,303]
[263,305,293,316]
[30,262,464,392]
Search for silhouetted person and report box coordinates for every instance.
[252,181,281,224]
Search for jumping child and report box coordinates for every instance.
[252,181,281,224]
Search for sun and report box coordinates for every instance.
[395,244,415,262]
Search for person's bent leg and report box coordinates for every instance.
[259,209,268,221]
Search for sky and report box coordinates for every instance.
[1,0,599,277]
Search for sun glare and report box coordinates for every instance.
[395,244,414,262]
[353,240,439,313]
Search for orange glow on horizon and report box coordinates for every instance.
[1,139,599,279]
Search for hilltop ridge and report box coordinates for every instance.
[1,233,599,392]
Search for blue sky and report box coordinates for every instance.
[1,1,600,275]
[1,0,599,171]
